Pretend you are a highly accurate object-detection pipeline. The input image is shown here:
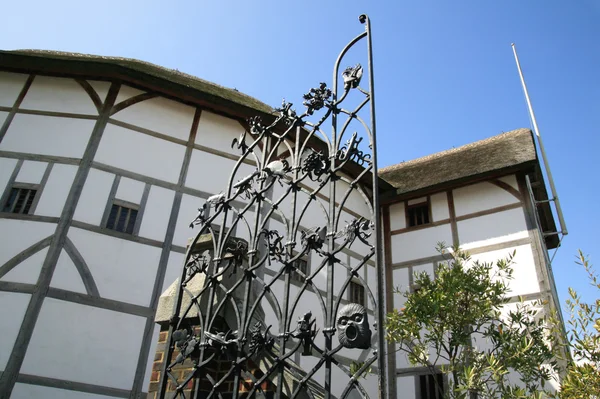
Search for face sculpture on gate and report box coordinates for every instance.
[337,303,371,349]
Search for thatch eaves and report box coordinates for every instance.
[379,128,537,197]
[0,49,273,119]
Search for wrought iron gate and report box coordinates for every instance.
[157,14,386,399]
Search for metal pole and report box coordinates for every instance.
[511,43,568,236]
[361,14,388,399]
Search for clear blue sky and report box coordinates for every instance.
[1,1,598,308]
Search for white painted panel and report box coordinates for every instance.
[112,95,195,142]
[366,264,376,308]
[50,249,87,294]
[116,176,145,204]
[408,196,427,205]
[0,114,93,158]
[21,298,146,390]
[458,207,529,250]
[12,384,116,399]
[453,181,520,217]
[392,268,409,310]
[0,71,28,107]
[498,174,519,190]
[430,192,449,222]
[142,324,161,391]
[396,376,416,399]
[0,292,30,369]
[335,178,371,217]
[88,80,112,104]
[161,251,185,294]
[0,157,18,192]
[470,244,541,296]
[20,76,97,115]
[389,202,406,231]
[69,228,161,306]
[391,224,453,263]
[172,193,204,248]
[186,148,255,194]
[0,247,47,285]
[396,344,416,368]
[195,110,243,155]
[15,160,47,184]
[95,124,185,183]
[0,219,55,266]
[35,164,78,217]
[138,185,175,241]
[114,85,145,106]
[73,169,114,225]
[0,111,7,127]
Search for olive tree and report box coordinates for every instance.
[559,250,600,399]
[386,244,562,399]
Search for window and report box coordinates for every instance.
[291,257,309,283]
[2,187,37,214]
[418,373,445,399]
[349,280,365,305]
[407,201,430,227]
[106,203,138,234]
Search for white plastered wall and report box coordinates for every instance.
[0,157,18,191]
[20,298,146,391]
[20,76,98,115]
[115,176,145,204]
[68,228,161,306]
[391,224,453,263]
[95,124,186,183]
[195,110,244,155]
[0,219,56,266]
[111,93,195,142]
[73,168,115,225]
[35,164,78,217]
[138,185,175,242]
[0,114,95,158]
[0,71,28,107]
[15,160,47,184]
[0,292,31,370]
[453,180,520,217]
[457,207,528,250]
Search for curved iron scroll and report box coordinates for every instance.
[157,14,386,399]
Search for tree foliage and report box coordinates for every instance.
[559,250,600,399]
[386,244,561,399]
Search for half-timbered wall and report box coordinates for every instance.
[0,71,378,398]
[385,175,559,397]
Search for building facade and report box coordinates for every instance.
[0,51,561,399]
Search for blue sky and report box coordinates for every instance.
[1,1,598,308]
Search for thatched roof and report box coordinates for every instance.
[379,128,537,196]
[0,49,273,118]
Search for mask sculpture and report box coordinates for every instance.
[337,303,371,349]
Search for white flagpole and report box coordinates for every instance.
[511,43,568,236]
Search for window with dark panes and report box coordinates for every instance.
[349,280,365,305]
[407,202,430,227]
[2,187,37,214]
[106,203,138,234]
[291,257,309,283]
[418,373,445,399]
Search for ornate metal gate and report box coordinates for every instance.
[156,14,386,399]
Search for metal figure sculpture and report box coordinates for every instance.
[157,14,386,399]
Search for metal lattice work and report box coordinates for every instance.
[157,14,386,399]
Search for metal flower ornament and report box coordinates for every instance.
[157,14,386,399]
